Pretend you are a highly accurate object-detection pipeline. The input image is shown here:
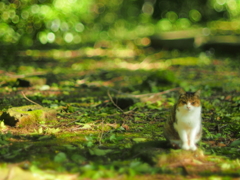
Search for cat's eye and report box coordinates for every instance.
[191,102,195,105]
[182,101,187,104]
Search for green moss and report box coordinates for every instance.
[1,105,57,127]
[1,46,240,179]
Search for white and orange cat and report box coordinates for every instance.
[164,89,202,151]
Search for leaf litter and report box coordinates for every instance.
[0,49,240,179]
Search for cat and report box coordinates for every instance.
[164,89,202,151]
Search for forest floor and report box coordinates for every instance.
[0,47,240,180]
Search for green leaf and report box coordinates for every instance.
[38,135,54,141]
[38,127,43,134]
[71,154,86,163]
[109,134,116,142]
[132,138,147,143]
[54,152,67,163]
[63,144,77,150]
[46,128,60,134]
[0,121,6,129]
[89,148,113,156]
[79,124,92,129]
[230,139,240,147]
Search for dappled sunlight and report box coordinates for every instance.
[19,48,136,59]
[1,0,240,179]
[1,0,240,49]
[18,48,211,72]
[1,47,240,179]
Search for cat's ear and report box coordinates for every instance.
[179,88,186,95]
[194,90,201,97]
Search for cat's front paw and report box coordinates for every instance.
[182,144,190,150]
[189,144,197,151]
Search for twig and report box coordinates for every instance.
[21,91,42,107]
[66,119,80,126]
[107,90,124,113]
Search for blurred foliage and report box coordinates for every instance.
[1,0,240,68]
[1,0,240,49]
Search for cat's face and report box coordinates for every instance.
[177,89,201,111]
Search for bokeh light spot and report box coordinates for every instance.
[2,12,10,21]
[176,18,191,29]
[39,32,48,44]
[31,4,40,14]
[217,0,226,5]
[166,11,178,22]
[202,28,211,36]
[189,9,201,22]
[141,37,151,46]
[157,19,172,31]
[214,3,224,12]
[75,23,84,32]
[60,22,69,32]
[21,10,29,19]
[40,5,51,15]
[47,32,55,43]
[12,15,19,24]
[51,19,61,32]
[64,33,73,43]
[142,2,154,15]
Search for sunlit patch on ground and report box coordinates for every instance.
[0,48,240,179]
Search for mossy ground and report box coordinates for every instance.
[0,48,240,179]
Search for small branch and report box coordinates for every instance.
[107,90,124,113]
[21,91,42,107]
[66,119,80,126]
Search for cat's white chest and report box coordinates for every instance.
[176,106,201,128]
